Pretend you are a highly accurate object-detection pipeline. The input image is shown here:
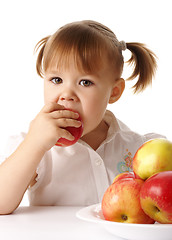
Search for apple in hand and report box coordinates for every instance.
[55,110,83,147]
[133,138,172,180]
[102,175,155,224]
[140,171,172,224]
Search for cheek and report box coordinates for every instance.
[91,91,110,110]
[82,93,109,125]
[44,81,50,103]
[44,93,57,104]
[44,91,49,104]
[44,83,58,104]
[85,89,110,114]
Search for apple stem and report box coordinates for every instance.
[121,214,128,221]
[154,206,160,212]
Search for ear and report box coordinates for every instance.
[109,78,125,104]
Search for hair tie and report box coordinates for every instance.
[119,41,127,51]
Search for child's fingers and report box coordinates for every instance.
[56,118,82,128]
[58,128,75,141]
[42,102,65,113]
[50,109,79,120]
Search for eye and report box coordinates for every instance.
[51,77,63,84]
[80,79,93,87]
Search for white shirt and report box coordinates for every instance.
[0,110,163,206]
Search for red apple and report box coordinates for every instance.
[102,177,155,224]
[133,138,172,180]
[140,171,172,223]
[113,172,135,183]
[55,111,83,147]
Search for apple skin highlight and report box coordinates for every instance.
[140,171,172,224]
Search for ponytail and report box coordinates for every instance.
[34,36,50,78]
[126,42,157,93]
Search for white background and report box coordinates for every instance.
[0,0,171,205]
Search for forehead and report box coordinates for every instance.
[46,54,114,78]
[43,24,118,75]
[45,50,109,76]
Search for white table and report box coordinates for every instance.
[0,206,124,240]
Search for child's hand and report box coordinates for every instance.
[26,102,82,152]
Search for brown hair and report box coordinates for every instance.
[35,20,157,93]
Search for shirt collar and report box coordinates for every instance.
[100,110,120,144]
[78,110,130,148]
[104,110,132,144]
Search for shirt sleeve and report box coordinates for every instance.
[3,132,26,157]
[28,155,47,192]
[0,133,26,164]
[143,132,166,142]
[28,148,53,194]
[0,132,48,193]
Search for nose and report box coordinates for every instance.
[59,89,78,102]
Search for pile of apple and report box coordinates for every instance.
[102,138,172,224]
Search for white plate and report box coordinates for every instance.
[76,203,172,240]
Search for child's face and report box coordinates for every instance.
[44,60,123,137]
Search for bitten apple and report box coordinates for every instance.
[133,138,172,180]
[102,177,155,224]
[55,111,83,147]
[140,171,172,224]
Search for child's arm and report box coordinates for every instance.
[0,103,81,214]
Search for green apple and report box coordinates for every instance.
[133,138,172,180]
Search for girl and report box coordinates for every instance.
[0,20,163,214]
